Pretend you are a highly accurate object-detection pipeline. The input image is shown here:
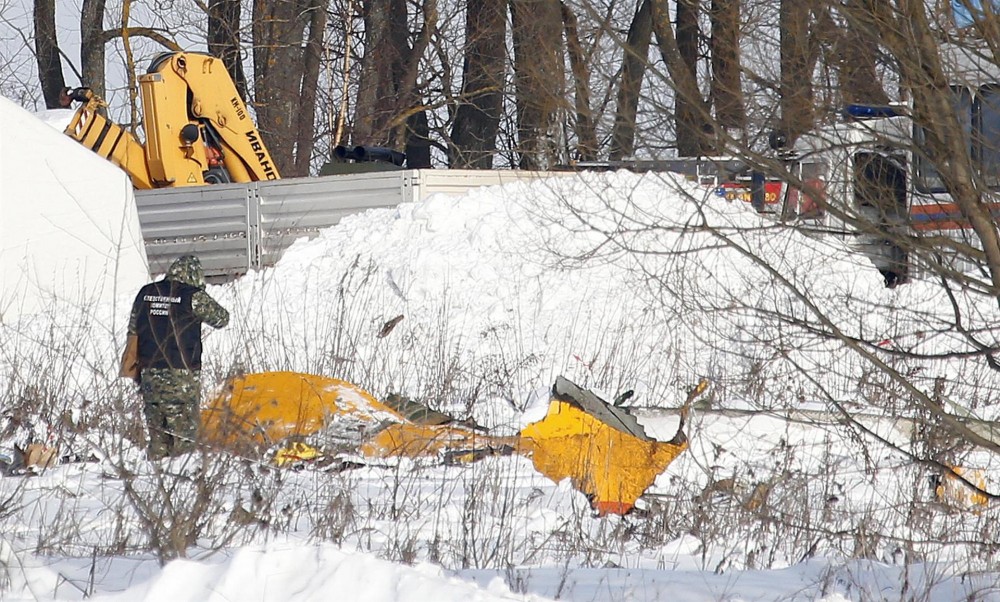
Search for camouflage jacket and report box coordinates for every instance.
[128,256,229,372]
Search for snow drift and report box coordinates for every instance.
[0,96,147,321]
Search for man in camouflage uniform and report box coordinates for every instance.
[129,255,229,459]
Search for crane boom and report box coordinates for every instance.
[64,51,280,189]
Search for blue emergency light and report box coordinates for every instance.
[844,104,900,119]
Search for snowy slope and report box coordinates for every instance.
[2,168,1000,601]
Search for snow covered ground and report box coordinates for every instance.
[3,131,1000,600]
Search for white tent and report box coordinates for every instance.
[0,95,148,321]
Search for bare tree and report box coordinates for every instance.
[710,0,745,133]
[510,0,566,169]
[75,0,180,102]
[33,0,65,109]
[252,0,327,177]
[296,0,328,176]
[562,2,599,161]
[80,0,108,100]
[398,0,437,168]
[449,0,507,168]
[778,0,816,145]
[208,0,248,101]
[351,0,436,166]
[650,0,714,156]
[675,0,706,155]
[836,0,889,106]
[352,0,406,146]
[609,0,652,161]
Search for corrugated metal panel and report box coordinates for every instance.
[416,169,573,199]
[134,169,569,281]
[255,172,413,267]
[135,183,251,279]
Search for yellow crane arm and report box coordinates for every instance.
[63,91,155,189]
[145,52,280,183]
[63,51,280,189]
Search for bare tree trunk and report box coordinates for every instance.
[208,0,247,101]
[75,0,180,108]
[121,0,139,132]
[293,0,327,177]
[81,0,107,100]
[649,0,713,156]
[450,0,507,168]
[610,0,652,161]
[710,0,744,132]
[392,0,436,158]
[406,111,432,168]
[675,0,707,156]
[351,0,434,166]
[837,0,889,106]
[34,0,66,108]
[779,0,814,145]
[352,0,407,146]
[510,0,566,169]
[252,0,319,176]
[562,2,598,162]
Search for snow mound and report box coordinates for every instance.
[0,95,148,320]
[216,169,975,417]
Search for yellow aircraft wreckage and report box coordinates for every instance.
[202,372,707,515]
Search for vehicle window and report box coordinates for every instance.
[915,86,973,192]
[977,85,1000,188]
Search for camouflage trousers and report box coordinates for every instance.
[140,368,202,460]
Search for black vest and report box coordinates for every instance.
[134,280,203,370]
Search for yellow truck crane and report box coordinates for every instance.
[63,51,280,189]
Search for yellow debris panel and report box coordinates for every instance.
[519,399,687,515]
[202,371,396,449]
[361,422,485,458]
[202,371,701,516]
[274,441,321,467]
[936,466,989,508]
